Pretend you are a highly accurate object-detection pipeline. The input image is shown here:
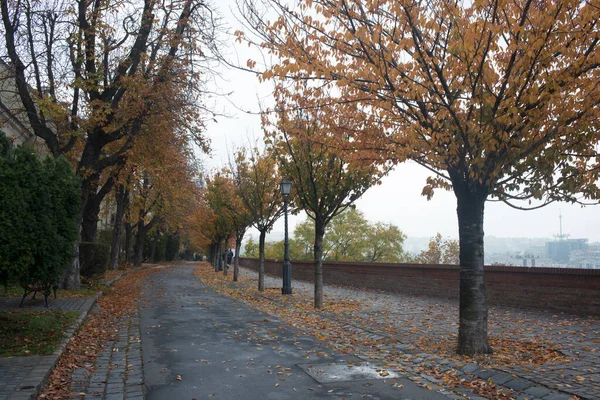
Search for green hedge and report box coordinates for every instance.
[79,242,110,278]
[0,131,80,289]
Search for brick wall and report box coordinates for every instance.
[239,258,600,315]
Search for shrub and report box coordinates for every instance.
[0,131,80,291]
[79,242,110,278]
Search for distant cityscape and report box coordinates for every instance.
[484,212,599,269]
[257,214,599,269]
[404,212,599,269]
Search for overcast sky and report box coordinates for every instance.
[199,0,600,244]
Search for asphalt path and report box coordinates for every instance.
[140,264,451,400]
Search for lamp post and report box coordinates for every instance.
[280,178,292,295]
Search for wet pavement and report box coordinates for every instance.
[244,268,600,400]
[0,263,598,399]
[139,265,449,399]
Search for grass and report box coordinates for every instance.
[0,311,79,356]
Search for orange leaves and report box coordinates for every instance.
[241,0,600,206]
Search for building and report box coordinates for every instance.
[0,58,47,151]
[546,238,588,263]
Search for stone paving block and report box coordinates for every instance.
[476,369,496,380]
[504,378,533,392]
[461,363,481,374]
[542,393,575,400]
[489,372,514,385]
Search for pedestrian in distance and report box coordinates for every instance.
[227,249,234,267]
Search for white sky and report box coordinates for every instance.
[199,0,600,244]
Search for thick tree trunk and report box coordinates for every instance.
[454,182,492,356]
[313,219,325,309]
[109,186,127,270]
[258,230,266,292]
[80,197,100,243]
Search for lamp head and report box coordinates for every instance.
[279,178,292,196]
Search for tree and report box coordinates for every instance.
[231,147,284,291]
[124,124,200,267]
[364,222,410,263]
[221,175,254,282]
[241,0,600,355]
[325,208,370,261]
[1,0,216,287]
[293,209,409,262]
[291,219,317,260]
[205,173,237,274]
[243,237,260,258]
[267,109,383,308]
[416,233,460,265]
[0,132,79,294]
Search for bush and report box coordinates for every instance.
[0,131,80,290]
[79,242,110,278]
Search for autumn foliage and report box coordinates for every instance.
[240,0,600,355]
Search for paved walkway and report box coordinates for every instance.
[139,265,453,399]
[67,312,144,400]
[1,264,598,399]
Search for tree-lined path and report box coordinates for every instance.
[139,264,450,399]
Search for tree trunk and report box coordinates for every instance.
[125,222,133,264]
[234,229,245,283]
[109,186,127,270]
[234,241,241,282]
[79,171,115,243]
[223,238,228,276]
[454,182,492,356]
[216,240,223,272]
[60,240,81,289]
[258,230,266,292]
[211,243,217,270]
[134,219,146,267]
[313,219,325,309]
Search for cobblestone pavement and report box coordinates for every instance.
[0,297,98,400]
[68,310,144,400]
[238,267,600,400]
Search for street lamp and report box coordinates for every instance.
[280,178,292,295]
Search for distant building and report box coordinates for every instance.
[0,59,34,145]
[546,238,588,263]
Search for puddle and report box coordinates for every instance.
[298,362,400,383]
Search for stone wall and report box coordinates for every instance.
[239,258,600,315]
